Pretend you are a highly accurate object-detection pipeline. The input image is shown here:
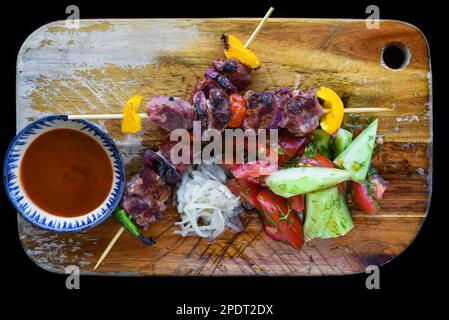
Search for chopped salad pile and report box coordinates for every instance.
[225,119,387,249]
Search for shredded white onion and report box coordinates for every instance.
[175,164,244,241]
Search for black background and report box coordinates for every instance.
[1,0,442,317]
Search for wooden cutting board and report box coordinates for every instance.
[16,18,431,276]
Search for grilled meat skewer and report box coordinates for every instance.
[147,86,324,137]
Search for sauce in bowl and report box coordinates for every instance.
[20,128,113,217]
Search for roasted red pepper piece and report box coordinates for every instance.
[257,189,304,250]
[228,93,247,127]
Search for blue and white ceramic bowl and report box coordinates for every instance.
[3,115,125,232]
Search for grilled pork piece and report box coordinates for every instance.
[159,135,192,172]
[146,96,196,131]
[209,88,232,131]
[275,86,293,100]
[122,165,171,230]
[270,87,293,128]
[242,88,324,136]
[212,59,252,91]
[122,149,180,230]
[280,89,324,136]
[242,91,279,130]
[192,59,251,97]
[205,68,238,94]
[192,78,220,97]
[143,149,181,186]
[192,91,211,132]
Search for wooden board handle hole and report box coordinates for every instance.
[381,42,410,70]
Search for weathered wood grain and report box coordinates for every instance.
[16,19,431,275]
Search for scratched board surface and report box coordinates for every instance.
[16,19,431,275]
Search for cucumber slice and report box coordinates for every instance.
[334,128,353,155]
[333,119,378,182]
[266,167,351,198]
[304,186,353,241]
[311,129,334,159]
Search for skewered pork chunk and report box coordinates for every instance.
[143,149,181,186]
[242,88,324,136]
[192,78,221,97]
[122,165,171,230]
[279,89,324,136]
[274,86,293,100]
[209,88,232,131]
[205,68,238,94]
[242,91,279,130]
[192,91,211,132]
[212,59,252,91]
[146,96,196,131]
[192,59,251,97]
[270,87,293,128]
[159,135,192,173]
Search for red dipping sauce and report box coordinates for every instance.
[20,128,113,217]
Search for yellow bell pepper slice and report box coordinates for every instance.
[222,34,261,69]
[121,94,143,134]
[317,87,344,134]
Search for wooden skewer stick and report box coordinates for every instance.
[94,226,125,271]
[328,107,393,113]
[71,107,393,121]
[244,7,274,48]
[293,74,301,90]
[68,114,146,120]
[92,9,276,271]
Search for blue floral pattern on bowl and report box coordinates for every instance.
[3,115,125,232]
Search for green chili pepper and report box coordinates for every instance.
[114,208,155,246]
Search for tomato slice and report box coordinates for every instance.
[275,131,308,167]
[351,173,388,214]
[300,153,334,168]
[247,176,268,187]
[257,190,304,250]
[223,131,306,171]
[287,195,305,212]
[249,131,308,168]
[257,190,285,222]
[230,160,277,179]
[351,182,378,214]
[227,178,262,210]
